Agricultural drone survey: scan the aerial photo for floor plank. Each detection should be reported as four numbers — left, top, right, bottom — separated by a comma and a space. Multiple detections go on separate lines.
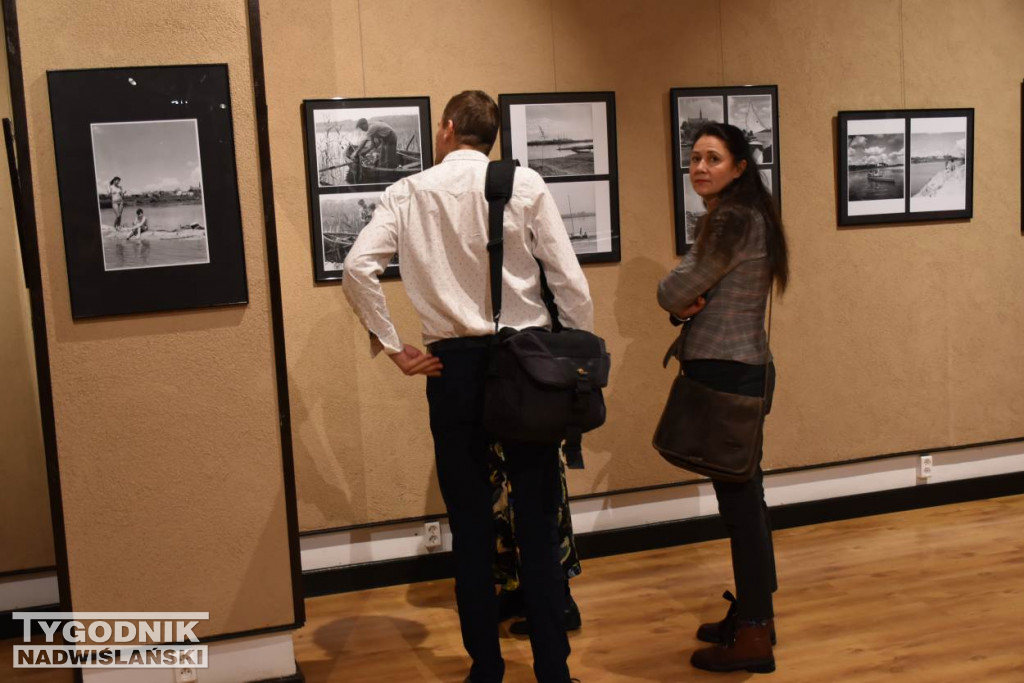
4, 494, 1023, 681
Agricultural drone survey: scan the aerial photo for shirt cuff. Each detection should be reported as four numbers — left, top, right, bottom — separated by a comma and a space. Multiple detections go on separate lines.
369, 332, 402, 358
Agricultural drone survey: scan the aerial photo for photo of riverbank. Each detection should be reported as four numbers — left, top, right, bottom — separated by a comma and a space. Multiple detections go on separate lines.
909, 117, 968, 212
504, 98, 612, 179
90, 119, 210, 271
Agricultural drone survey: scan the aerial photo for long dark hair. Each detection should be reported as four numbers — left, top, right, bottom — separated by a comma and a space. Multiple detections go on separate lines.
692, 122, 789, 293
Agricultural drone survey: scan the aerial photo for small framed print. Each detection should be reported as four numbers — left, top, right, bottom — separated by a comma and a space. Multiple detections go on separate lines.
302, 96, 432, 282
670, 85, 781, 253
837, 108, 974, 226
499, 92, 621, 264
47, 64, 248, 319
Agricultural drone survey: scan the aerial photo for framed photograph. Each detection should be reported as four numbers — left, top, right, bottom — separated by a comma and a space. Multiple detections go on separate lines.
47, 64, 247, 319
837, 108, 974, 226
499, 92, 620, 264
670, 85, 781, 253
302, 97, 431, 282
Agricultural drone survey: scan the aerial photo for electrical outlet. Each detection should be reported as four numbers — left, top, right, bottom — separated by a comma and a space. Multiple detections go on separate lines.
175, 667, 198, 683
424, 521, 442, 549
918, 454, 933, 479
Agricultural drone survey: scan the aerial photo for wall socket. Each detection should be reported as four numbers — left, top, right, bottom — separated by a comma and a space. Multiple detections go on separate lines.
175, 668, 198, 683
424, 521, 442, 549
918, 454, 933, 479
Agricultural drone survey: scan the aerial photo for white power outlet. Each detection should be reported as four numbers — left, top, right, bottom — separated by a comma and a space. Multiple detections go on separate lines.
424, 521, 442, 549
918, 454, 933, 479
175, 667, 198, 683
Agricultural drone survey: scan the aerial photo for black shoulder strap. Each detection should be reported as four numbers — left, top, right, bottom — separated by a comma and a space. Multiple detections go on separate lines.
484, 160, 517, 332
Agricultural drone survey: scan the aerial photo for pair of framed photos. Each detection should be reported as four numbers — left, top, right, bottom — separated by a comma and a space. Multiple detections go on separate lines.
837, 109, 975, 226
302, 97, 432, 282
499, 92, 621, 264
48, 64, 248, 319
670, 85, 781, 253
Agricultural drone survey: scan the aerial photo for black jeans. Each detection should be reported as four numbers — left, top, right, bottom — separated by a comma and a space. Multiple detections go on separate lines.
426, 342, 571, 683
684, 359, 778, 621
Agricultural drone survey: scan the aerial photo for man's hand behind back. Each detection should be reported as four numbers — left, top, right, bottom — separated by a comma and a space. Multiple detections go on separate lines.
388, 344, 443, 377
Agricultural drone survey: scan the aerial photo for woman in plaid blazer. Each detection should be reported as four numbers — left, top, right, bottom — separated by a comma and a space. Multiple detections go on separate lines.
657, 122, 790, 675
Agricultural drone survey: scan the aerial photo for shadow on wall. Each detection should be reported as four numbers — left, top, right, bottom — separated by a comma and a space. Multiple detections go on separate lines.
290, 308, 368, 531
583, 256, 690, 493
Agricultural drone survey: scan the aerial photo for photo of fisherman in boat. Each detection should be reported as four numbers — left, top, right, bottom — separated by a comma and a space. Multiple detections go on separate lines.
846, 133, 905, 202
727, 94, 774, 164
318, 192, 398, 275
677, 96, 725, 168
91, 119, 210, 272
522, 102, 599, 177
909, 117, 968, 213
546, 180, 612, 257
313, 106, 422, 188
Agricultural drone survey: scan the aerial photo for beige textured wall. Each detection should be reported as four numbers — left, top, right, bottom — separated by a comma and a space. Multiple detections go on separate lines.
264, 0, 1024, 531
19, 0, 294, 635
0, 4, 53, 574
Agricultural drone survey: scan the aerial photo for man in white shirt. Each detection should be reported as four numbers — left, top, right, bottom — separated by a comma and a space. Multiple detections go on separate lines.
343, 91, 592, 683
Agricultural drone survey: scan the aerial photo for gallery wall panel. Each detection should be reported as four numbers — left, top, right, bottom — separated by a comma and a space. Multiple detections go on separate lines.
266, 0, 1024, 531
17, 0, 295, 635
900, 0, 1024, 443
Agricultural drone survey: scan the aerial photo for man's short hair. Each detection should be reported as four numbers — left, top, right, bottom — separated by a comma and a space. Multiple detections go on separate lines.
356, 118, 368, 130
441, 90, 499, 153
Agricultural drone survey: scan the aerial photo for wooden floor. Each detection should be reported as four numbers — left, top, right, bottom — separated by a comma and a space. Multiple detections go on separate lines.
4, 495, 1024, 681
294, 494, 1024, 682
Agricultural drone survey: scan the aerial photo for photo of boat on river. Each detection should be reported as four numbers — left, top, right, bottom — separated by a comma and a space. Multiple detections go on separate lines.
523, 102, 597, 177
547, 180, 614, 261
317, 192, 398, 278
846, 132, 905, 202
728, 94, 774, 164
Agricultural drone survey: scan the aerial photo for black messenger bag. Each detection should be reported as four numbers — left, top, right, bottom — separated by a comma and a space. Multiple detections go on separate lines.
481, 160, 610, 466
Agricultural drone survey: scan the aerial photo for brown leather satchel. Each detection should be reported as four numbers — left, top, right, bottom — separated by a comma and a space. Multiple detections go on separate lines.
652, 297, 773, 483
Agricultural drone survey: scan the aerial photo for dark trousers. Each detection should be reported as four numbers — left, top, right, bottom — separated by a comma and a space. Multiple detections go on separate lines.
426, 343, 570, 683
684, 359, 778, 621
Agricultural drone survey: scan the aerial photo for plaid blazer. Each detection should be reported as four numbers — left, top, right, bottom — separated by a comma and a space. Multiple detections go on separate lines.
657, 205, 771, 364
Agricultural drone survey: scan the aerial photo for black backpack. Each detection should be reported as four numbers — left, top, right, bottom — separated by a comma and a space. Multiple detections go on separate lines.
481, 160, 610, 466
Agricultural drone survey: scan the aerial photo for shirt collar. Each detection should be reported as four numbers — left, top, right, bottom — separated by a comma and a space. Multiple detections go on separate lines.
441, 149, 490, 163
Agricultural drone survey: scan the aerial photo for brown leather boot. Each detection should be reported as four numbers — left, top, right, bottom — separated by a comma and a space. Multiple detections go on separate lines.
696, 591, 777, 645
690, 620, 775, 673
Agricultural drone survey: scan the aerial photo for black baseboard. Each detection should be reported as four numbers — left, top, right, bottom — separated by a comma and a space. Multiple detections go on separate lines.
301, 471, 1024, 596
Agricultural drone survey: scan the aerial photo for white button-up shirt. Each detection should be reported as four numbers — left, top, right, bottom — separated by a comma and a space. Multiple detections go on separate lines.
342, 149, 594, 355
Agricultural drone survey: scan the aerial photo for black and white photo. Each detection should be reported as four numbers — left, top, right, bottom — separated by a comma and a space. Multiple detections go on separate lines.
303, 96, 432, 281
670, 85, 782, 253
677, 96, 725, 168
837, 109, 973, 226
503, 94, 613, 180
48, 64, 248, 319
91, 119, 209, 271
312, 105, 424, 187
681, 173, 705, 245
909, 116, 968, 213
728, 94, 774, 164
318, 192, 398, 277
500, 92, 620, 263
546, 180, 615, 260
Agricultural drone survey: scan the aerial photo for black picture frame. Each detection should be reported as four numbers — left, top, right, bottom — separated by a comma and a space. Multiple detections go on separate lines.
670, 85, 781, 254
498, 92, 621, 264
302, 96, 432, 282
837, 108, 974, 227
47, 64, 248, 319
